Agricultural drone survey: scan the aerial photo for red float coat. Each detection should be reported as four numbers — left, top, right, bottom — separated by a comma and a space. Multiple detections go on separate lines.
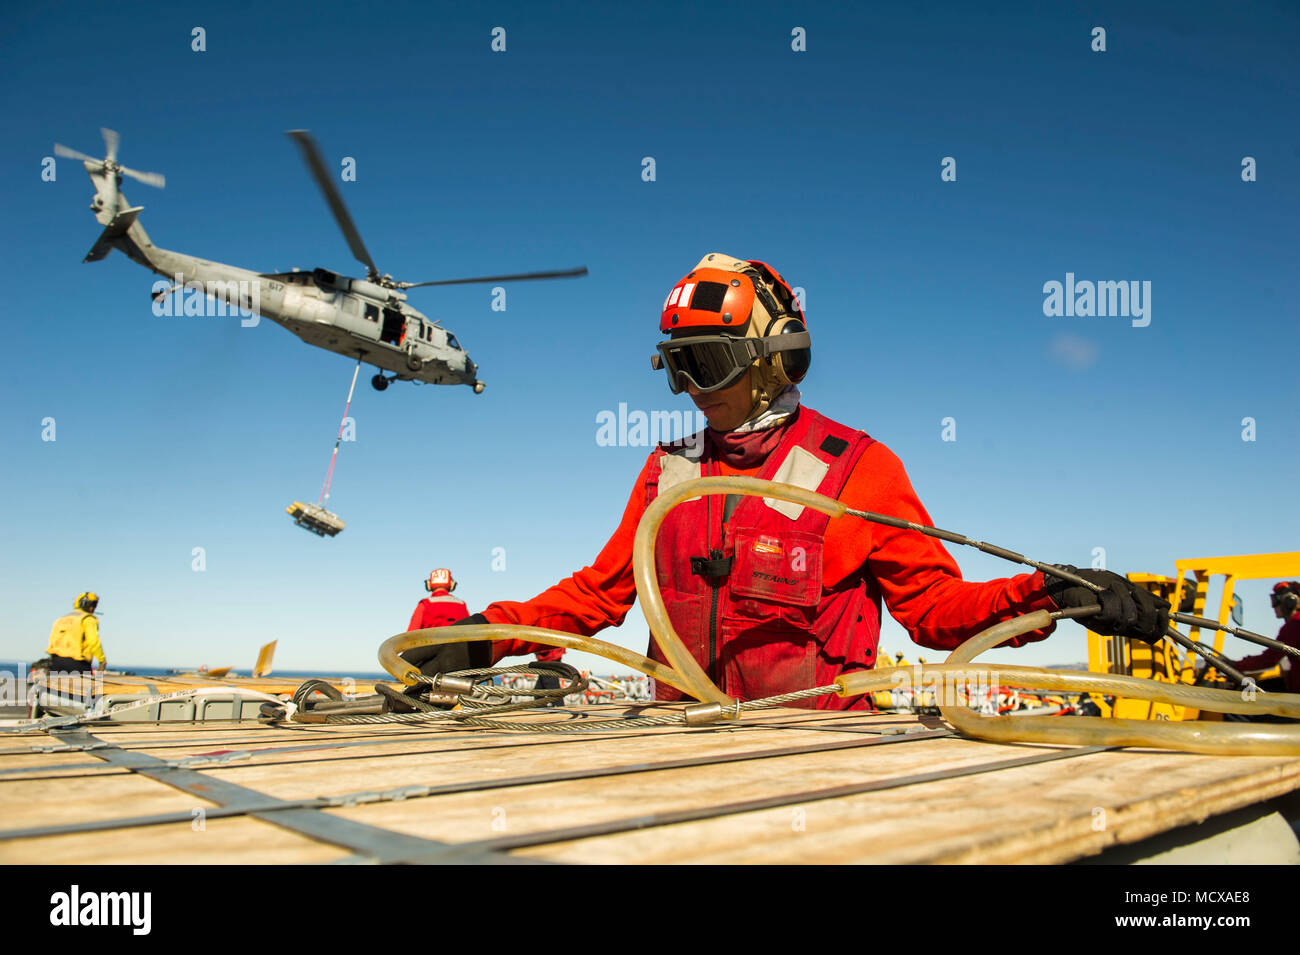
1236, 614, 1300, 692
482, 405, 1057, 706
408, 588, 470, 631
413, 588, 566, 664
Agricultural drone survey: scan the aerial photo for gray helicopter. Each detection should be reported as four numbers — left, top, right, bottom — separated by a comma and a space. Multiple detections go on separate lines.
60, 128, 587, 392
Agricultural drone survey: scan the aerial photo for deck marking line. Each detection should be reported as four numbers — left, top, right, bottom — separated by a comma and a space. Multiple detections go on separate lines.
32, 728, 526, 864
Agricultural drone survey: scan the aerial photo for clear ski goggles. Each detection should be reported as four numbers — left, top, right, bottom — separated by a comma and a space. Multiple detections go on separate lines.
651, 331, 811, 394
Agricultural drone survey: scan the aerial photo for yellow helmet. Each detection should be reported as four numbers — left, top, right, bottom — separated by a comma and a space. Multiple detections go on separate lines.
75, 592, 99, 613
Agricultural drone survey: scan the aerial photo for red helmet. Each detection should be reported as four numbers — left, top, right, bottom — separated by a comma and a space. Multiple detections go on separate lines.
1270, 581, 1300, 614
425, 568, 457, 592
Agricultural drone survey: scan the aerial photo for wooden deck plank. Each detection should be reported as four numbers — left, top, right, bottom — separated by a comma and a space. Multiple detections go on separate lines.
4, 706, 1298, 864
0, 773, 219, 833
500, 749, 1300, 864
203, 719, 911, 801
0, 816, 349, 864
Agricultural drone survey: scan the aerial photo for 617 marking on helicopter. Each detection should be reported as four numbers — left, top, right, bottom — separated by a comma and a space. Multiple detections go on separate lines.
61, 127, 588, 393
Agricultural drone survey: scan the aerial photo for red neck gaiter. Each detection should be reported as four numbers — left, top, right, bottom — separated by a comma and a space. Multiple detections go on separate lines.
705, 408, 800, 470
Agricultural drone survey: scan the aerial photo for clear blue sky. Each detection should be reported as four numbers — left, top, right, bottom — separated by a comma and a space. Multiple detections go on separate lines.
1, 0, 1295, 676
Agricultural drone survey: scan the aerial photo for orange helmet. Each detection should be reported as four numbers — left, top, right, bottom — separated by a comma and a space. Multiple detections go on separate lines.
425, 568, 457, 592
659, 258, 804, 334
653, 253, 810, 398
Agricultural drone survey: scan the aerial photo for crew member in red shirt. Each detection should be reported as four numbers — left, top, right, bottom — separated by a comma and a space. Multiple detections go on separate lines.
408, 568, 469, 632
1233, 582, 1300, 693
421, 254, 1167, 707
406, 568, 565, 677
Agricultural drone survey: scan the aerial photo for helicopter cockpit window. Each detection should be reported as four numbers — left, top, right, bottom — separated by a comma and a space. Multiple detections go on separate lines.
447, 334, 461, 350
364, 304, 379, 323
341, 295, 360, 317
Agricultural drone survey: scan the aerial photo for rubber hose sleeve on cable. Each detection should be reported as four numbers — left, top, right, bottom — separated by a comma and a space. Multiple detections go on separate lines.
379, 624, 687, 691
378, 475, 1300, 752
938, 611, 1300, 756
634, 477, 845, 708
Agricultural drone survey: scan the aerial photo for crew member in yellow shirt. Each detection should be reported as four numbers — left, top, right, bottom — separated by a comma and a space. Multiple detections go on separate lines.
46, 592, 107, 674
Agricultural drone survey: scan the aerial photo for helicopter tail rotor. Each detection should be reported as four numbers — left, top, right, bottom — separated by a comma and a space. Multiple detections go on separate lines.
55, 128, 166, 221
54, 143, 99, 163
101, 126, 119, 162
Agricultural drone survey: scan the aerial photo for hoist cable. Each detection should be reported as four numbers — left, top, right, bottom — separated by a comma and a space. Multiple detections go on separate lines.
318, 358, 361, 507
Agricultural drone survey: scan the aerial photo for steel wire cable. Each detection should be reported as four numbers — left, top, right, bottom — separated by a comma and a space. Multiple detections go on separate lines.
366, 477, 1300, 750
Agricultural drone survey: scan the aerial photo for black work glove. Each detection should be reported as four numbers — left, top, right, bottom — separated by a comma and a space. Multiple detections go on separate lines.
402, 613, 493, 676
1044, 566, 1170, 644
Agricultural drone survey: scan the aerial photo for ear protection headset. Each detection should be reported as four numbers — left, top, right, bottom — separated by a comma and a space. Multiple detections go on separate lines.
1272, 582, 1300, 615
425, 569, 457, 593
741, 260, 810, 389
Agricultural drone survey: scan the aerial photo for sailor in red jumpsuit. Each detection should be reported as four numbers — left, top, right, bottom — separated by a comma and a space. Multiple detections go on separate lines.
434, 254, 1168, 706
406, 568, 564, 676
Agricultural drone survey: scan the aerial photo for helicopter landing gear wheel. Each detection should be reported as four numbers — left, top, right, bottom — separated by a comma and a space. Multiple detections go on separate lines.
371, 374, 389, 392
473, 381, 485, 395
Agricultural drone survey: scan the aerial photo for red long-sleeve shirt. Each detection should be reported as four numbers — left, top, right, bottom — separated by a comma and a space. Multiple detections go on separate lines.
483, 438, 1057, 663
408, 589, 470, 632
1237, 615, 1300, 692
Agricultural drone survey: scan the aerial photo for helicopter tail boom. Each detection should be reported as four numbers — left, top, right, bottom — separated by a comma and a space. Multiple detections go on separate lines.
82, 205, 143, 263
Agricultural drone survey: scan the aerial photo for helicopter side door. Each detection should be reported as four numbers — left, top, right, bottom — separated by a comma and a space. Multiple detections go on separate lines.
380, 307, 404, 346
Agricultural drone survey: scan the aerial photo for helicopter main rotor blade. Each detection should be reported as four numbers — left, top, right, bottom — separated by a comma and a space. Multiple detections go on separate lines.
285, 130, 380, 281
397, 266, 589, 289
101, 127, 119, 162
54, 143, 100, 163
120, 166, 166, 188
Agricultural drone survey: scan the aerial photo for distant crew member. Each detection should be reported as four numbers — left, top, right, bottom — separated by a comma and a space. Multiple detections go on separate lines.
46, 592, 107, 674
1233, 581, 1300, 694
404, 568, 565, 682
408, 569, 470, 633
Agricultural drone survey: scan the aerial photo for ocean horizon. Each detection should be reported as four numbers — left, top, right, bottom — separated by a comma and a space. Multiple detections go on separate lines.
1, 660, 396, 682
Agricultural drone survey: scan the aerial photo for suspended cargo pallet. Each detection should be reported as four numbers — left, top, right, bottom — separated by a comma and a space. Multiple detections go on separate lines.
286, 500, 345, 537
285, 360, 360, 538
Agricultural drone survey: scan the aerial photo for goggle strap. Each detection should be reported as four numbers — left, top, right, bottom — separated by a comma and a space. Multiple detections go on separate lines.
755, 330, 811, 357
